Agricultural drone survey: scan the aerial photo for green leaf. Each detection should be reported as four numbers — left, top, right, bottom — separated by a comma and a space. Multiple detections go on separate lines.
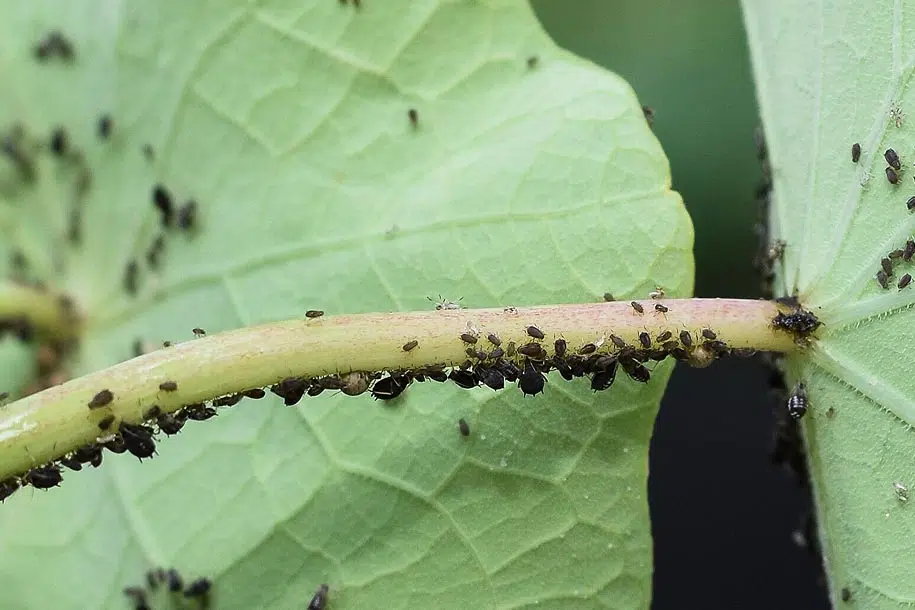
743, 1, 915, 606
0, 1, 692, 608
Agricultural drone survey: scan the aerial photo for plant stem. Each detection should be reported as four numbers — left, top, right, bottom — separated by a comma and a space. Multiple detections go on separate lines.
0, 298, 796, 481
0, 280, 80, 341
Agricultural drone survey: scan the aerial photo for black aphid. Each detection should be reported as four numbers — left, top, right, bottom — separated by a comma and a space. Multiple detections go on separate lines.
499, 361, 521, 382
192, 327, 206, 337
183, 404, 218, 421
460, 332, 478, 344
877, 269, 889, 288
851, 142, 861, 163
518, 359, 546, 396
787, 383, 808, 420
124, 259, 138, 295
481, 367, 505, 391
152, 185, 174, 227
887, 167, 899, 184
305, 310, 324, 318
465, 347, 478, 358
908, 196, 915, 211
120, 422, 156, 460
167, 569, 183, 592
25, 465, 62, 489
102, 435, 127, 454
881, 257, 893, 275
458, 419, 470, 437
34, 31, 74, 61
485, 333, 502, 346
147, 568, 166, 589
59, 455, 82, 472
638, 332, 651, 349
701, 329, 716, 340
841, 587, 851, 602
554, 338, 567, 358
243, 388, 266, 399
449, 369, 478, 389
620, 357, 650, 383
177, 200, 197, 230
905, 239, 915, 262
316, 375, 346, 391
603, 292, 615, 302
270, 377, 310, 406
157, 413, 185, 435
98, 414, 115, 430
73, 444, 103, 466
213, 394, 243, 407
50, 127, 68, 156
402, 340, 418, 352
88, 389, 114, 409
146, 234, 165, 269
0, 478, 20, 502
890, 248, 905, 259
408, 108, 419, 127
123, 586, 147, 610
899, 273, 912, 290
653, 303, 668, 314
425, 368, 448, 383
307, 385, 324, 397
490, 346, 505, 360
578, 342, 597, 355
184, 577, 211, 599
656, 330, 673, 343
309, 584, 330, 610
630, 301, 644, 314
158, 381, 178, 392
886, 148, 901, 170
554, 358, 573, 380
97, 114, 112, 140
371, 374, 410, 400
590, 360, 618, 391
662, 340, 680, 352
527, 55, 539, 69
526, 325, 544, 340
518, 342, 547, 360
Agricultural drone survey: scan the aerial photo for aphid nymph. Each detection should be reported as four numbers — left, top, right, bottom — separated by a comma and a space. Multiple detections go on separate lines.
786, 382, 808, 420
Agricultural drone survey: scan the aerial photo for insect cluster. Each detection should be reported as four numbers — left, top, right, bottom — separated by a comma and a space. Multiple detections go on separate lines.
123, 567, 212, 609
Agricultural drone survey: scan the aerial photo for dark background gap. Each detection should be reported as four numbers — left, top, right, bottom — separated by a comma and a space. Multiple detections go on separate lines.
530, 2, 829, 608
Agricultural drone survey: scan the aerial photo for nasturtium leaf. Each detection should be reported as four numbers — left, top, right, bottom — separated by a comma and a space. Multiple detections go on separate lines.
0, 1, 692, 608
744, 1, 915, 607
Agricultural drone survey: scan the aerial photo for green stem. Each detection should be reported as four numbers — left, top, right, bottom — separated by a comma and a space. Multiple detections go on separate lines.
0, 298, 796, 481
0, 280, 80, 341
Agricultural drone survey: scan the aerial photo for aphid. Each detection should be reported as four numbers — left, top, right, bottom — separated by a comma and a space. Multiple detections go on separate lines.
907, 196, 915, 211
893, 481, 908, 502
120, 422, 156, 460
100, 434, 127, 454
620, 357, 650, 383
316, 375, 346, 391
152, 185, 174, 227
25, 465, 63, 489
424, 367, 448, 383
460, 332, 478, 344
518, 359, 546, 396
183, 404, 218, 421
877, 269, 889, 288
526, 325, 544, 340
638, 332, 651, 348
841, 587, 851, 602
654, 303, 669, 313
881, 257, 893, 275
34, 31, 74, 61
889, 102, 905, 128
662, 340, 680, 352
607, 334, 625, 349
177, 199, 197, 230
786, 383, 808, 420
270, 377, 309, 406
305, 310, 325, 319
213, 394, 243, 407
98, 114, 113, 140
578, 342, 597, 355
429, 295, 463, 310
98, 414, 115, 430
156, 413, 185, 435
590, 360, 618, 391
851, 142, 861, 163
309, 584, 330, 610
904, 239, 915, 261
518, 342, 546, 359
59, 455, 83, 472
123, 586, 148, 610
554, 338, 567, 358
243, 388, 266, 399
886, 148, 902, 170
158, 381, 178, 392
167, 569, 184, 592
642, 105, 655, 126
465, 347, 478, 358
490, 346, 505, 360
449, 369, 478, 389
146, 234, 165, 269
487, 333, 502, 346
899, 273, 912, 290
630, 301, 644, 314
458, 419, 470, 437
653, 331, 671, 343
371, 374, 410, 400
503, 306, 517, 314
498, 361, 521, 382
603, 292, 615, 302
526, 55, 539, 69
162, 340, 172, 347
481, 368, 505, 391
506, 341, 516, 356
73, 444, 103, 465
88, 389, 114, 409
339, 371, 371, 396
307, 385, 325, 397
399, 339, 420, 353
192, 327, 206, 337
701, 328, 717, 340
184, 577, 212, 599
887, 167, 899, 184
0, 478, 20, 502
408, 108, 419, 127
124, 259, 139, 295
50, 127, 68, 156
